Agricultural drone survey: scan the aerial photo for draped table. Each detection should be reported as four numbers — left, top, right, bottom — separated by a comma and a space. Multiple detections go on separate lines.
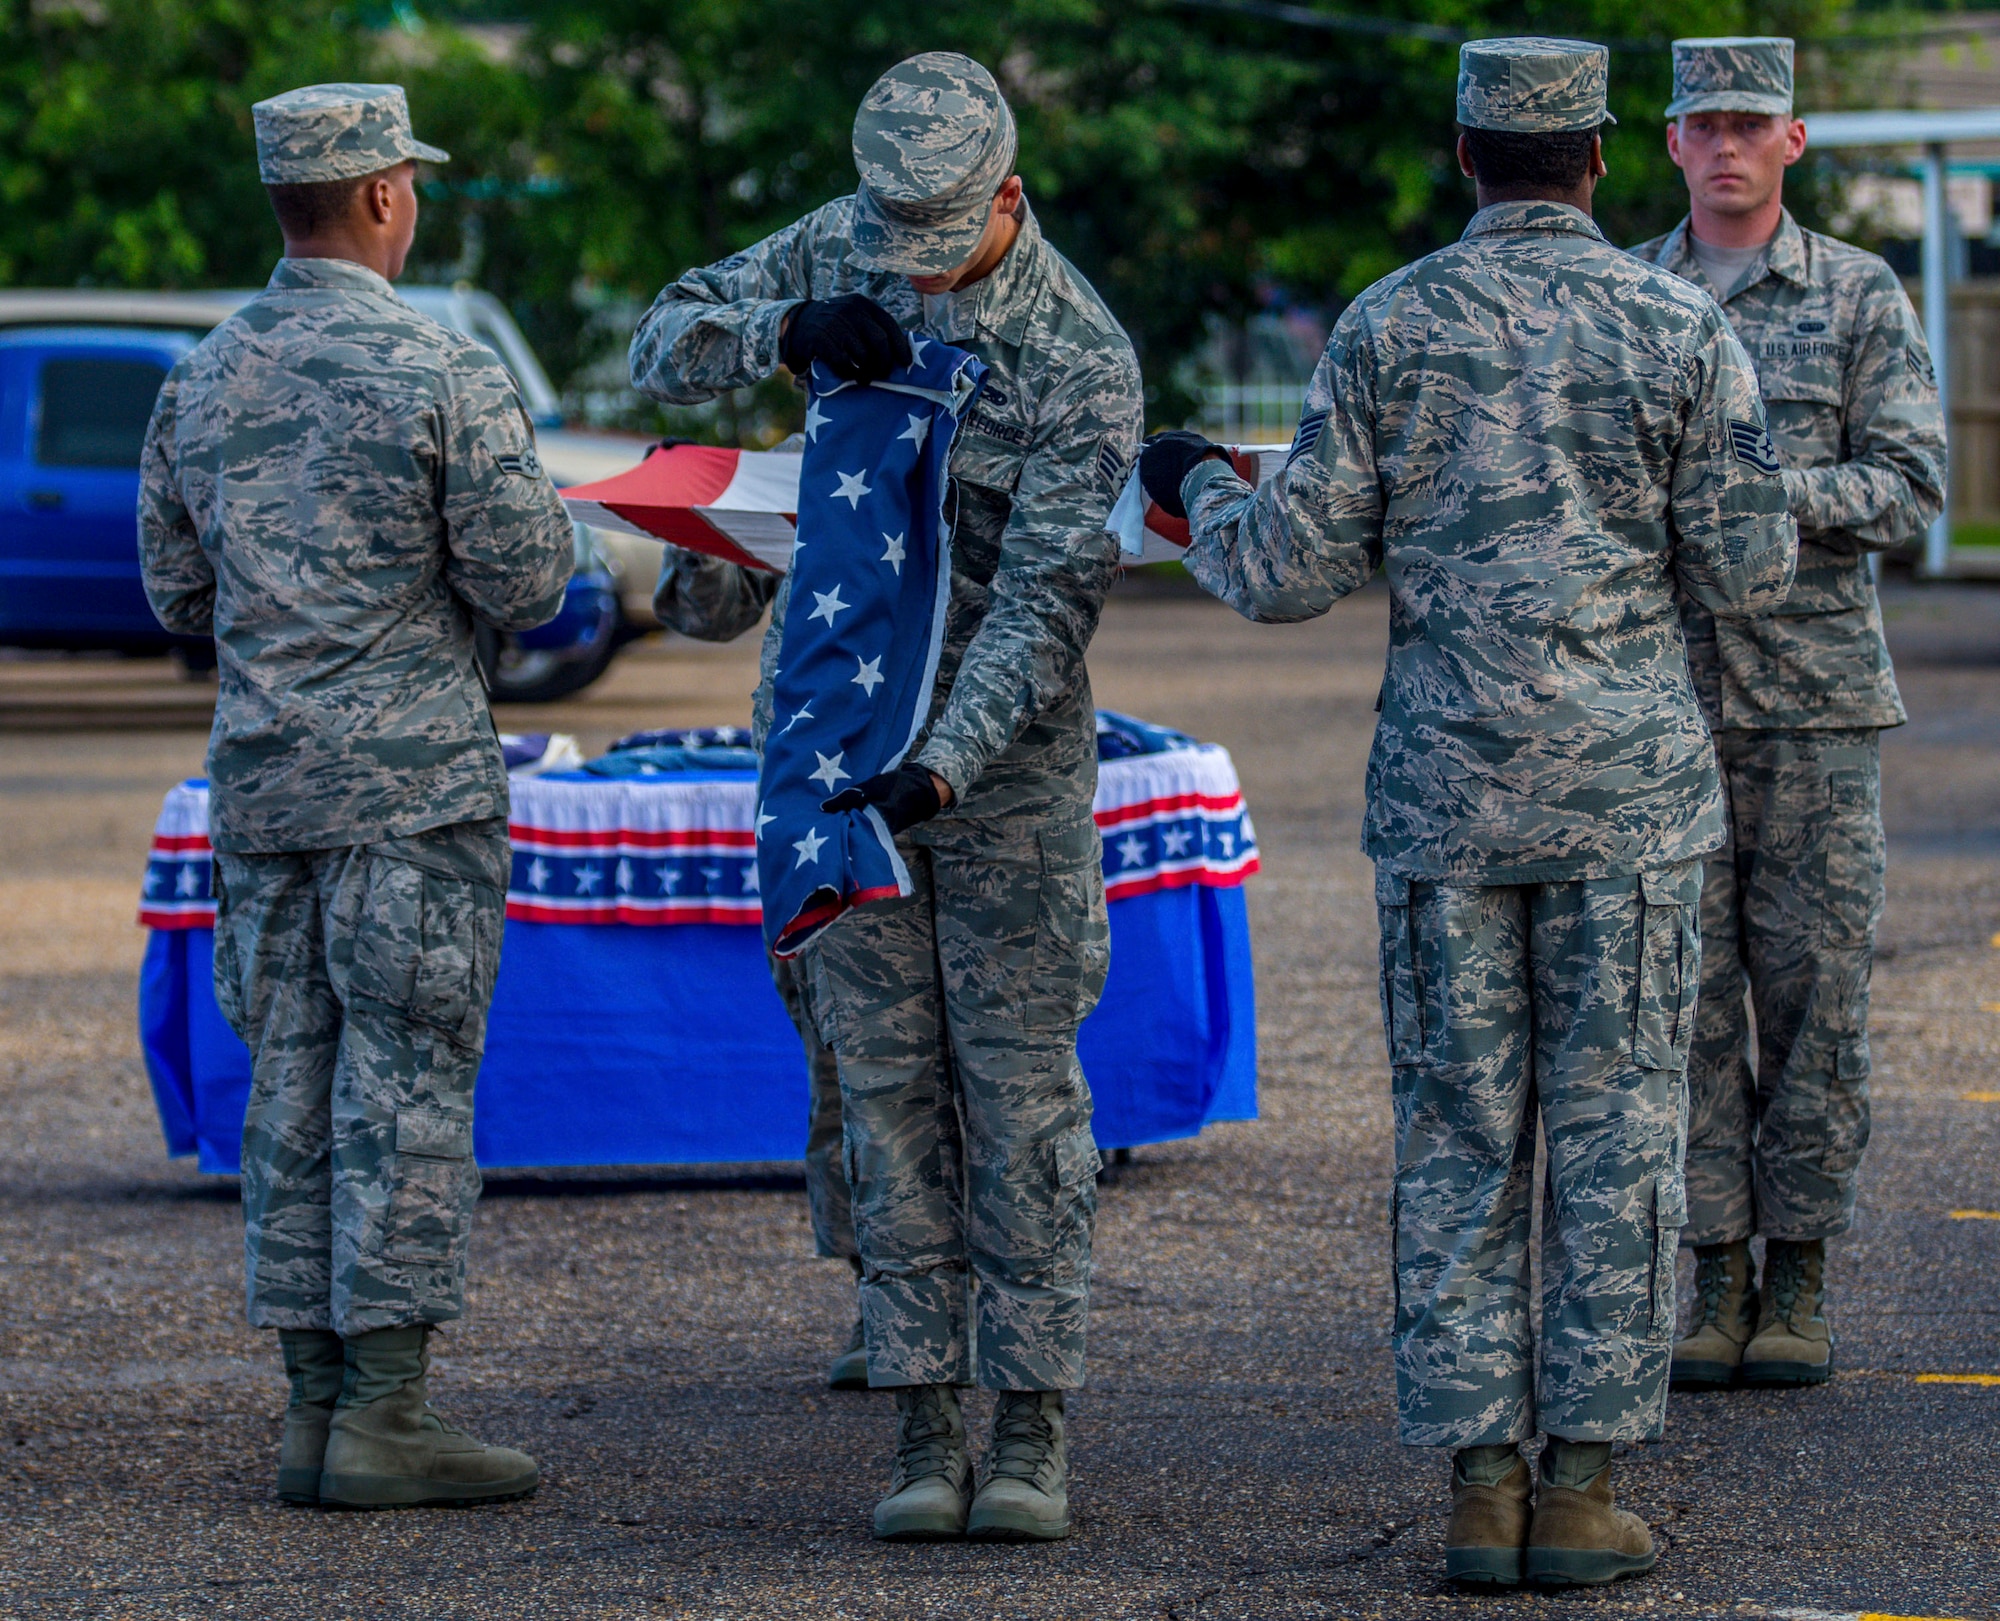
137, 743, 1259, 1173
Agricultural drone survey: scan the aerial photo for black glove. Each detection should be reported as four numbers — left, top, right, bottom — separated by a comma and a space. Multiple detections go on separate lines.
1139, 429, 1225, 520
822, 761, 946, 834
779, 294, 913, 385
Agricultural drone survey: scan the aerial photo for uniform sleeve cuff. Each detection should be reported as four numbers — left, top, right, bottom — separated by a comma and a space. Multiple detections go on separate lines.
1182, 453, 1243, 511
913, 744, 973, 804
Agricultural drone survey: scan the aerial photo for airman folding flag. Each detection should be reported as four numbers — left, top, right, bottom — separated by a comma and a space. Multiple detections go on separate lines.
755, 339, 986, 957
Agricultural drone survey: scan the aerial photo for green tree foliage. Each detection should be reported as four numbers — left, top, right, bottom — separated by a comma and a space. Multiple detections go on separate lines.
0, 0, 1889, 432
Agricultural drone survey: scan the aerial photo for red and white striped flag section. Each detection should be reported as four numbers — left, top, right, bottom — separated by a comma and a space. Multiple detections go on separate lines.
563, 441, 1292, 574
561, 443, 802, 573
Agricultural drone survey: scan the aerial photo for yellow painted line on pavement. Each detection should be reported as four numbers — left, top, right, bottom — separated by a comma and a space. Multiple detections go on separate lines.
1861, 1615, 1972, 1621
1990, 929, 2000, 947
1963, 1090, 2000, 1101
1949, 1209, 2000, 1220
1915, 1372, 2000, 1386
1981, 1001, 2000, 1013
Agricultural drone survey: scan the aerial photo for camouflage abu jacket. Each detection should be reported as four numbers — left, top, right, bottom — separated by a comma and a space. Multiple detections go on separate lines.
139, 256, 574, 853
1183, 201, 1798, 884
1632, 211, 1945, 731
631, 198, 1143, 821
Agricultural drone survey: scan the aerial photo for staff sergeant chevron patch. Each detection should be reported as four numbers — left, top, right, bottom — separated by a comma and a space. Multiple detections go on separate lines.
1728, 417, 1782, 474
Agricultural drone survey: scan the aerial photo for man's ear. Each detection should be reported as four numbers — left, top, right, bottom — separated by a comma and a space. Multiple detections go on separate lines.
1782, 116, 1808, 167
1591, 133, 1607, 180
1456, 133, 1476, 180
364, 173, 395, 226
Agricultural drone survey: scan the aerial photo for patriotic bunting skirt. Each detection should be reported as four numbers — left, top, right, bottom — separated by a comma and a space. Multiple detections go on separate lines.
138, 748, 1259, 1172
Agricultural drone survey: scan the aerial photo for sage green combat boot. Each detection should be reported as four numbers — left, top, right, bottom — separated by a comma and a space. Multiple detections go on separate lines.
1445, 1444, 1532, 1588
873, 1384, 972, 1540
319, 1325, 539, 1508
277, 1328, 344, 1504
1741, 1238, 1834, 1386
1671, 1240, 1757, 1390
967, 1390, 1070, 1542
1525, 1440, 1656, 1589
828, 1317, 869, 1391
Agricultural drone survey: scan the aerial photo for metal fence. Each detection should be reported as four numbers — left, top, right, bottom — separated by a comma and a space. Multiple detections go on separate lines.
1194, 381, 1309, 445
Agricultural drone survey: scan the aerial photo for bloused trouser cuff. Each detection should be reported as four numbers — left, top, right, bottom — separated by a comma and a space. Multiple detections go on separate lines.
1684, 730, 1881, 1244
213, 819, 510, 1337
800, 812, 1108, 1391
1377, 865, 1698, 1449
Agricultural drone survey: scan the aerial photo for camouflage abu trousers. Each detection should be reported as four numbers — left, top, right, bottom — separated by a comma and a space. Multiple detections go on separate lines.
1377, 863, 1700, 1448
797, 810, 1108, 1391
211, 819, 509, 1336
770, 952, 856, 1261
1686, 729, 1882, 1245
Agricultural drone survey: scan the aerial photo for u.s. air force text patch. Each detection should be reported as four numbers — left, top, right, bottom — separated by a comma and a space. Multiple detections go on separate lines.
1728, 418, 1781, 474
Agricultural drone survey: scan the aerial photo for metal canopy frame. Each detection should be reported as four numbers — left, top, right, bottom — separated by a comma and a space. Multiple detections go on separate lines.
1802, 108, 2000, 574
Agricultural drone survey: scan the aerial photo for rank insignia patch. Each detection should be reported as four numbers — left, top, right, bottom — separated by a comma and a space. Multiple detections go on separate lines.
1728, 418, 1782, 474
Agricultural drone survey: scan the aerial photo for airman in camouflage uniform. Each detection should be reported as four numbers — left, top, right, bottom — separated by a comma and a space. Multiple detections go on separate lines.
633, 53, 1141, 1543
139, 83, 571, 1508
1153, 38, 1796, 1588
1632, 38, 1946, 1391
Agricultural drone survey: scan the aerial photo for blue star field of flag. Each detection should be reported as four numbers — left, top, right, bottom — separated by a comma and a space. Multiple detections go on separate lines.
753, 339, 987, 957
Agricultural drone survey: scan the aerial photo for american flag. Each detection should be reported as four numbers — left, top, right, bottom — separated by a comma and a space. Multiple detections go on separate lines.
754, 340, 986, 956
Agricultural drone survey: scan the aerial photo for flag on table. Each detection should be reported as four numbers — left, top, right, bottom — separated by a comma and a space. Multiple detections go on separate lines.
755, 339, 985, 957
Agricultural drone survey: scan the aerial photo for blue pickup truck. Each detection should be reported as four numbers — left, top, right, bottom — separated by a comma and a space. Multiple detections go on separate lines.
0, 288, 655, 702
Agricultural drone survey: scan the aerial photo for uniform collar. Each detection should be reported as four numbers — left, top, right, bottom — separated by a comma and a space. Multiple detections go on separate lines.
1460, 200, 1608, 244
921, 200, 1046, 348
268, 255, 402, 298
1655, 208, 1810, 296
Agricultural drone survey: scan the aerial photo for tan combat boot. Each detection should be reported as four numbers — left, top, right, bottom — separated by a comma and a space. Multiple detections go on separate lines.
1671, 1240, 1757, 1390
1445, 1444, 1532, 1588
1525, 1440, 1656, 1589
968, 1390, 1070, 1542
319, 1325, 539, 1508
276, 1328, 344, 1504
873, 1384, 972, 1539
1741, 1238, 1834, 1386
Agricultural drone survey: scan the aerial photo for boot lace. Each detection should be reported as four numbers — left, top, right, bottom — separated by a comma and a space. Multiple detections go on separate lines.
1693, 1250, 1734, 1328
1767, 1244, 1806, 1326
895, 1390, 961, 1484
987, 1396, 1056, 1485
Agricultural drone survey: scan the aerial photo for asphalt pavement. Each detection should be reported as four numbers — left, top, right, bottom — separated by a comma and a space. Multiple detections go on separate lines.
0, 577, 1994, 1619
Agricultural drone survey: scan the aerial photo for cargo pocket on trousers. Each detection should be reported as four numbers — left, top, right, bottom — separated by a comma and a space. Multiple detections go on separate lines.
1375, 869, 1421, 1065
382, 1107, 477, 1267
1821, 769, 1884, 950
1650, 1174, 1687, 1338
1634, 868, 1699, 1071
1823, 1021, 1873, 1176
348, 855, 503, 1051
1049, 1129, 1101, 1287
1024, 821, 1111, 1030
208, 860, 246, 1038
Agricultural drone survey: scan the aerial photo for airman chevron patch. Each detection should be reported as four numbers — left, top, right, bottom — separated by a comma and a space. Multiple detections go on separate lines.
1728, 418, 1781, 474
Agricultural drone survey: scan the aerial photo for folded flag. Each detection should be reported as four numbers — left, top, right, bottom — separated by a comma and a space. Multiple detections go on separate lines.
755, 339, 985, 957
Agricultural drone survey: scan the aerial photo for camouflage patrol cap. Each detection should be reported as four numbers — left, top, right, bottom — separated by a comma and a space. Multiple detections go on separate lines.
1665, 37, 1794, 119
849, 52, 1018, 276
1457, 37, 1617, 133
253, 83, 449, 185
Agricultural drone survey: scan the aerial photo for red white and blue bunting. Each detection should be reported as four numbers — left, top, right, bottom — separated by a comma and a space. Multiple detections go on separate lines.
139, 745, 1257, 931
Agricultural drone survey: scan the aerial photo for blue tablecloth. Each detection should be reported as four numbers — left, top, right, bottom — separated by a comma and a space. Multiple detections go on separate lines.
138, 747, 1259, 1173
140, 884, 1255, 1173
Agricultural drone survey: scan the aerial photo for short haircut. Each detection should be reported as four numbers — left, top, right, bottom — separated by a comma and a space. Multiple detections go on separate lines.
264, 174, 373, 238
1460, 126, 1599, 191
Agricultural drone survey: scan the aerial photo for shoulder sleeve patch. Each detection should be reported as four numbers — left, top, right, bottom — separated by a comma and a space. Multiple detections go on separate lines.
1727, 419, 1782, 475
1095, 437, 1127, 490
496, 447, 545, 480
